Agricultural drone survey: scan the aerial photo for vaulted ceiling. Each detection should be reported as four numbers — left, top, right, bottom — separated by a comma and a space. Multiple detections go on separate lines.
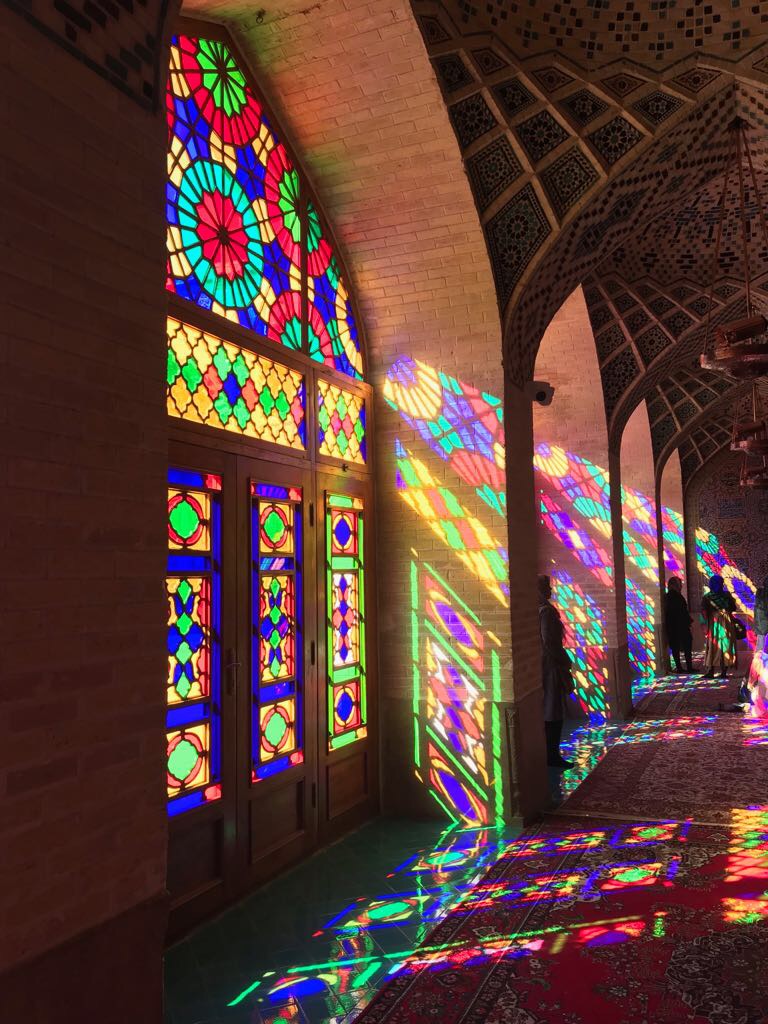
414, 0, 768, 478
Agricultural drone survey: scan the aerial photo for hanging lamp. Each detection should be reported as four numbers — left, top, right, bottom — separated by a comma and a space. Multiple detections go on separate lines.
740, 453, 768, 488
731, 383, 768, 456
700, 118, 768, 379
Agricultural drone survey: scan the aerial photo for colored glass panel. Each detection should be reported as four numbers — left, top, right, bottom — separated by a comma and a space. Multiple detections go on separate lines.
167, 576, 211, 704
317, 380, 366, 464
168, 487, 210, 550
252, 483, 304, 779
167, 317, 306, 448
166, 469, 222, 816
166, 36, 303, 346
332, 571, 360, 667
307, 200, 363, 378
326, 494, 367, 750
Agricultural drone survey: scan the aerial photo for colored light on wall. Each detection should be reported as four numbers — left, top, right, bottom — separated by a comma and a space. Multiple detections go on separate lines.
252, 483, 304, 781
539, 491, 613, 588
167, 317, 306, 447
696, 526, 757, 622
551, 571, 609, 721
317, 379, 366, 464
625, 577, 656, 677
166, 467, 222, 816
327, 494, 367, 750
385, 357, 506, 515
396, 441, 509, 607
411, 559, 504, 828
166, 35, 362, 380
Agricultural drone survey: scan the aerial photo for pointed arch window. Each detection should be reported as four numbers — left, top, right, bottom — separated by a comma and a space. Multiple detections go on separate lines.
166, 33, 364, 381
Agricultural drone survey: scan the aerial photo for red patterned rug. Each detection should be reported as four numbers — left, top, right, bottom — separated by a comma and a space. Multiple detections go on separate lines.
633, 674, 737, 717
557, 716, 766, 825
358, 813, 768, 1024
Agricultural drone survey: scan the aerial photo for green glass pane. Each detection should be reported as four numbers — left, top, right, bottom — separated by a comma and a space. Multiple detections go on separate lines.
274, 390, 290, 421
263, 510, 286, 544
264, 711, 288, 747
181, 358, 202, 393
168, 738, 200, 782
167, 347, 181, 386
170, 498, 200, 541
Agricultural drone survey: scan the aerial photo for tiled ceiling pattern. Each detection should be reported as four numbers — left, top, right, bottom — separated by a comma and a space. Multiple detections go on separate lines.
675, 381, 768, 486
415, 2, 768, 479
445, 0, 768, 72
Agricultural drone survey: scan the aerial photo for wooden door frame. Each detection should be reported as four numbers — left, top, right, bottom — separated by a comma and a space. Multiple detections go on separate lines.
166, 439, 239, 939
315, 467, 380, 843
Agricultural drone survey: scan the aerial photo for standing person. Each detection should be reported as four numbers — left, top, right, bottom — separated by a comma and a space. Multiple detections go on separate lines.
664, 576, 694, 673
701, 574, 737, 679
537, 575, 574, 770
747, 577, 768, 716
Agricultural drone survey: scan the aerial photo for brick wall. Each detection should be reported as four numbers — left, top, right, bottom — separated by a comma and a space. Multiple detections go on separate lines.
620, 402, 660, 676
688, 448, 768, 613
1, 7, 168, 971
533, 288, 630, 718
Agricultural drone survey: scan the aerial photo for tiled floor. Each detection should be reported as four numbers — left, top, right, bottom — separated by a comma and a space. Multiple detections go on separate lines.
165, 696, 650, 1024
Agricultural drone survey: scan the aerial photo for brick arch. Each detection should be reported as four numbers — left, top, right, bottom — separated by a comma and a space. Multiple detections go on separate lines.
410, 0, 768, 389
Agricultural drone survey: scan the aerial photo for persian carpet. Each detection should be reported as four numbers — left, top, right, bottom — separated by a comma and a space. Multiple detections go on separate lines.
633, 673, 737, 717
357, 813, 768, 1024
556, 716, 767, 825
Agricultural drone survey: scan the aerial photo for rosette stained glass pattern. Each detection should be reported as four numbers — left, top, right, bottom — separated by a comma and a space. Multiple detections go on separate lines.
307, 201, 363, 378
326, 494, 367, 750
167, 318, 306, 448
166, 467, 223, 815
166, 36, 303, 346
317, 380, 366, 464
252, 483, 304, 780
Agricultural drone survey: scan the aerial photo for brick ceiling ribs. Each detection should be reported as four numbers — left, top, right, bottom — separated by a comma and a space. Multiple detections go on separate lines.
414, 1, 768, 478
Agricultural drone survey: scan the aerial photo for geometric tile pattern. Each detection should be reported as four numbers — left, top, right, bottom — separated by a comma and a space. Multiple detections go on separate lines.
588, 117, 645, 165
492, 78, 536, 118
449, 93, 499, 148
633, 91, 684, 126
6, 0, 166, 108
433, 55, 475, 93
540, 148, 600, 219
561, 89, 609, 126
466, 137, 523, 211
485, 184, 551, 306
515, 110, 569, 162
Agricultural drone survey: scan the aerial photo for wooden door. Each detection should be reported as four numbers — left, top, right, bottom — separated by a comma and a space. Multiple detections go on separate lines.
235, 454, 318, 887
166, 447, 377, 933
315, 471, 378, 841
166, 440, 238, 933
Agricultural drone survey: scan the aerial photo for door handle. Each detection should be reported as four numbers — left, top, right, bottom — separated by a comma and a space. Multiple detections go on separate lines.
225, 648, 241, 696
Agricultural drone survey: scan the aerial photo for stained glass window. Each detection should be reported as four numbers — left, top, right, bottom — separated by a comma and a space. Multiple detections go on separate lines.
307, 201, 363, 378
167, 467, 222, 815
166, 34, 364, 382
252, 483, 304, 779
317, 380, 366, 464
326, 494, 367, 750
167, 317, 306, 448
166, 36, 302, 346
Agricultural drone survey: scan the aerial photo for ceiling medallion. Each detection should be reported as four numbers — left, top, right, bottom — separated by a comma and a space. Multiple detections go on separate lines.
700, 118, 768, 380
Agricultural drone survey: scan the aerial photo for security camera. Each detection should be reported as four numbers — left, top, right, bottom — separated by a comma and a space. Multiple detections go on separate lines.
525, 380, 555, 406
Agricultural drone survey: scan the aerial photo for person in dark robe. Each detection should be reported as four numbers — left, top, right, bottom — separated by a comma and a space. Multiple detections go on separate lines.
701, 574, 737, 679
537, 574, 574, 770
747, 577, 768, 715
664, 576, 693, 673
